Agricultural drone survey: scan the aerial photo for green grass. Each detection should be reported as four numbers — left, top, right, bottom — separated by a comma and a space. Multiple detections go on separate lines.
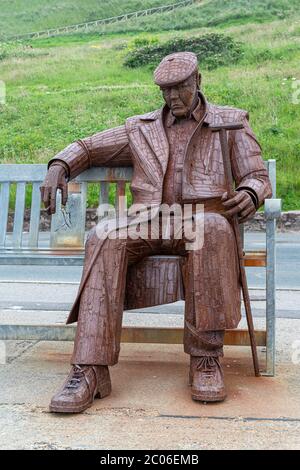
87, 0, 300, 34
0, 1, 299, 209
3, 0, 300, 38
0, 0, 167, 37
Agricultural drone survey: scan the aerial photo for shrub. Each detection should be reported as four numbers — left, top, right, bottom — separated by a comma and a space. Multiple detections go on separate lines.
128, 36, 159, 50
124, 34, 243, 70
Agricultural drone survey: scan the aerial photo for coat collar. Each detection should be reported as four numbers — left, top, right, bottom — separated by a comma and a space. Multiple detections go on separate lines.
139, 91, 214, 126
133, 91, 214, 179
165, 97, 205, 127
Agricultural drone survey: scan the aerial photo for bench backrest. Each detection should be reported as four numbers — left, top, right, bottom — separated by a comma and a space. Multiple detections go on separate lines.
0, 160, 276, 250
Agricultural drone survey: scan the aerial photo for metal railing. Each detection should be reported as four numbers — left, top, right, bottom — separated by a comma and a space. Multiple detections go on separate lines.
5, 0, 196, 42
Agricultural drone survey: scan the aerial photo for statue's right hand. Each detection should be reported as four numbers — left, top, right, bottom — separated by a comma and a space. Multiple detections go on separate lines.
40, 164, 68, 215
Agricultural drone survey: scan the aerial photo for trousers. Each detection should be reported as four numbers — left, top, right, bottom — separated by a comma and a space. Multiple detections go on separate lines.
71, 204, 241, 366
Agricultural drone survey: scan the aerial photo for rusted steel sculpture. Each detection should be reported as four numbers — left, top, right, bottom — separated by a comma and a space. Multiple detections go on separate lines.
41, 52, 272, 413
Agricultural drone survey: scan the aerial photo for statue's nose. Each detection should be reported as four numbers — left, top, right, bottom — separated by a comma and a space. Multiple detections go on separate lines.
170, 87, 179, 99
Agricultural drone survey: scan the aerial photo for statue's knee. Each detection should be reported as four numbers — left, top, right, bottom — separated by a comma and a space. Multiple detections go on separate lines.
85, 226, 126, 251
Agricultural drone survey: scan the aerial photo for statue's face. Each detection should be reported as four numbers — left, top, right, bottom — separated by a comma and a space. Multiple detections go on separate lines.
160, 73, 199, 117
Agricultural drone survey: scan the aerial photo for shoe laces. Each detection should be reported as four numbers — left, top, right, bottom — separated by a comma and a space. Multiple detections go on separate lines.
196, 357, 218, 378
66, 365, 86, 389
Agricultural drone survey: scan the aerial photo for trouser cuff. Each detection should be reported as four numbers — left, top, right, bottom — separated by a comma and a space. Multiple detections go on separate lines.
184, 322, 225, 357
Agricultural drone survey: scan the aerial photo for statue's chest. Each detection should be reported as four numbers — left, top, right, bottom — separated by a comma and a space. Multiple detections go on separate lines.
186, 127, 224, 178
165, 119, 198, 170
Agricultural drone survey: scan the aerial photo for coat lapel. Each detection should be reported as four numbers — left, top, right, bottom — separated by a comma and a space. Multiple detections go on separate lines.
128, 128, 160, 186
139, 114, 169, 177
136, 108, 169, 182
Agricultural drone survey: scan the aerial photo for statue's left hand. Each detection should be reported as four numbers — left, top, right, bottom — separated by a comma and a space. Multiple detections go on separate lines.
40, 164, 68, 215
221, 190, 256, 223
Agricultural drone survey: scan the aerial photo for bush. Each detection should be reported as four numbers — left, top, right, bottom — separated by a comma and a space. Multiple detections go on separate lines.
127, 36, 159, 50
124, 34, 243, 70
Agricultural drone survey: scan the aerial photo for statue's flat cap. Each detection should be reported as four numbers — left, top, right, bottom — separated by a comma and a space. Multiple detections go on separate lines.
154, 52, 198, 87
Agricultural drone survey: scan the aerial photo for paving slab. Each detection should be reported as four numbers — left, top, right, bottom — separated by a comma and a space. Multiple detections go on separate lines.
0, 329, 300, 449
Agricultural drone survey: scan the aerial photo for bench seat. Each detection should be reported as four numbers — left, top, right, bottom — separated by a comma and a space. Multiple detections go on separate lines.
0, 248, 267, 267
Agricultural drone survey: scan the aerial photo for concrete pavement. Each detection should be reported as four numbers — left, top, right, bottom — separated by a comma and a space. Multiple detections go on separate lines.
0, 335, 300, 450
0, 300, 300, 449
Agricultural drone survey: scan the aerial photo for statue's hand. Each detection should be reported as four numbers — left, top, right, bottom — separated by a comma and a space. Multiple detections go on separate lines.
40, 164, 68, 215
221, 190, 256, 223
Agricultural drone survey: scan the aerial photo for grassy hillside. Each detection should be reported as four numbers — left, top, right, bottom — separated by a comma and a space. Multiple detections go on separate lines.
0, 0, 166, 36
2, 0, 300, 37
96, 0, 300, 34
0, 0, 299, 209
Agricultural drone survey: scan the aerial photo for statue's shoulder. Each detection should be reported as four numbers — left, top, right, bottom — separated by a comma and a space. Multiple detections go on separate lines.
125, 109, 161, 131
208, 102, 249, 123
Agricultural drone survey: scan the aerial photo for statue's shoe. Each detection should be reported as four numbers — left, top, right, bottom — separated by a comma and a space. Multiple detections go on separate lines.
49, 364, 111, 413
190, 356, 226, 402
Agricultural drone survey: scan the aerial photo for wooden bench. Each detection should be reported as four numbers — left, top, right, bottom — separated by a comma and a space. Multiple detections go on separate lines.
0, 161, 282, 375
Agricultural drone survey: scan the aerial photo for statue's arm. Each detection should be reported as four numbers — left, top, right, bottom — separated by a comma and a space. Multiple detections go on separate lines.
47, 125, 131, 180
41, 125, 132, 214
229, 112, 273, 209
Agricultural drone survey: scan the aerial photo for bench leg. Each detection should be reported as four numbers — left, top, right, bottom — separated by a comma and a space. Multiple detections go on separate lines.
264, 216, 276, 376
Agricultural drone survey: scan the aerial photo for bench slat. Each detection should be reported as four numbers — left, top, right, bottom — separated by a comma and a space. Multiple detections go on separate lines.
0, 182, 10, 248
244, 251, 266, 267
13, 182, 26, 248
75, 166, 133, 182
116, 181, 126, 213
28, 182, 41, 248
99, 181, 109, 205
0, 164, 47, 182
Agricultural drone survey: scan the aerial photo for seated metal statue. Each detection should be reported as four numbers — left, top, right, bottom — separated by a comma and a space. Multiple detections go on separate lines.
40, 52, 272, 413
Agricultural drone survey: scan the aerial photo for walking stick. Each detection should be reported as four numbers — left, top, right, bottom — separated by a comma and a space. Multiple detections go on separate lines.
210, 123, 260, 377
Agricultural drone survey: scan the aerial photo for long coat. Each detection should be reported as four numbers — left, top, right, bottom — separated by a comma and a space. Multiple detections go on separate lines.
48, 92, 272, 324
